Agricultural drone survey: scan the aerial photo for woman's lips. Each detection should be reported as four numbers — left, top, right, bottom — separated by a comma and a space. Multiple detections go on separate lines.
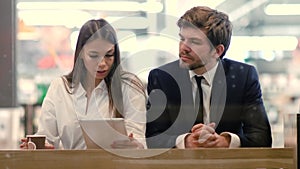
97, 70, 106, 73
96, 70, 107, 76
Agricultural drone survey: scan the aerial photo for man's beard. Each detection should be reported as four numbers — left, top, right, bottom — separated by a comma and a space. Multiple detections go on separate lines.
179, 59, 205, 70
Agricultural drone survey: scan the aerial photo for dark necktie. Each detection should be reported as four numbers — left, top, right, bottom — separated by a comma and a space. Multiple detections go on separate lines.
194, 76, 204, 124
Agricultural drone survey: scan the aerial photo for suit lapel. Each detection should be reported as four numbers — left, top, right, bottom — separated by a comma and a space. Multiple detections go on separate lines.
162, 61, 196, 127
210, 60, 227, 128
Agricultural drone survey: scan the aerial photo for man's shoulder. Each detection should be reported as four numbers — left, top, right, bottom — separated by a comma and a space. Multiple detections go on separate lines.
222, 58, 255, 70
158, 60, 180, 70
148, 60, 185, 81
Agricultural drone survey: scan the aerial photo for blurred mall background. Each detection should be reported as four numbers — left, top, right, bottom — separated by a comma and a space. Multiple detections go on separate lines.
0, 0, 299, 149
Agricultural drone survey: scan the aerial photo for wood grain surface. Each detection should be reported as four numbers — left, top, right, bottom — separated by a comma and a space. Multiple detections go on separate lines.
0, 148, 296, 169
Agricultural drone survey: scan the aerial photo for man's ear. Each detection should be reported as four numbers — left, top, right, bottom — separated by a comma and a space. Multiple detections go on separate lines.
215, 44, 225, 58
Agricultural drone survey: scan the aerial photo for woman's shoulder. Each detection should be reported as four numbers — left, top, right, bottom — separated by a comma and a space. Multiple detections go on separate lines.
47, 76, 69, 92
120, 72, 145, 93
42, 76, 68, 101
49, 76, 65, 86
121, 72, 144, 86
120, 71, 138, 78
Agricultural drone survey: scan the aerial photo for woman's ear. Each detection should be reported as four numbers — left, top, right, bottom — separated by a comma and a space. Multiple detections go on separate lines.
79, 48, 85, 58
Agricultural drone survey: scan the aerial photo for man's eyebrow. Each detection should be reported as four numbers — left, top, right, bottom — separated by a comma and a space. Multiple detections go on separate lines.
178, 34, 202, 41
190, 37, 202, 41
179, 32, 201, 38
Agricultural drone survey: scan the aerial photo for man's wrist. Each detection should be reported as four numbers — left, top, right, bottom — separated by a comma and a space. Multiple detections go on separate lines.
220, 132, 241, 148
220, 132, 231, 147
184, 133, 191, 148
176, 133, 189, 149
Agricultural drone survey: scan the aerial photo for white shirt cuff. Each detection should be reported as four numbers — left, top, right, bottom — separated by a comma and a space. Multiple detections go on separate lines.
221, 132, 241, 148
175, 133, 189, 149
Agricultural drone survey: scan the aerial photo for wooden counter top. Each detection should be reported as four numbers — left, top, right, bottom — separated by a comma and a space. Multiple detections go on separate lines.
0, 148, 296, 169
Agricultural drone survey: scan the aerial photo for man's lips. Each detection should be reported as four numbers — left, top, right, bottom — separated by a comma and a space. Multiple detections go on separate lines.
180, 55, 192, 62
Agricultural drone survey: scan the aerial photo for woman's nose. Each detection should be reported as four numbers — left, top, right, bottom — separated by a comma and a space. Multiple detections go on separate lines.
97, 57, 106, 67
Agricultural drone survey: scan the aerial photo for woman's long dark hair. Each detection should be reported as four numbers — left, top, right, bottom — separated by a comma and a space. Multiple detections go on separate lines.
63, 18, 145, 117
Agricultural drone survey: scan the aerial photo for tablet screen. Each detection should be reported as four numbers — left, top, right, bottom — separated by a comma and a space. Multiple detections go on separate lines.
79, 118, 128, 149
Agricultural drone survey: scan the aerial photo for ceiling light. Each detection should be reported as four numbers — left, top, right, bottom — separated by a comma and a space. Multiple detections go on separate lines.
18, 10, 93, 28
230, 36, 298, 51
17, 1, 163, 13
265, 4, 300, 15
229, 0, 268, 21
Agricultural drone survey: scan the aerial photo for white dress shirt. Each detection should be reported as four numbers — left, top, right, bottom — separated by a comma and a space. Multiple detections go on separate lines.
176, 62, 241, 148
36, 77, 147, 149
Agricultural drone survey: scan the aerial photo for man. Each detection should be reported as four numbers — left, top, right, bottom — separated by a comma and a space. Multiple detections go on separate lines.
146, 6, 272, 148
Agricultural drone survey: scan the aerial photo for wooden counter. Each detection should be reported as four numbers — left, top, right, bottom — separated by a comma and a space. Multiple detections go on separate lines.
0, 148, 296, 169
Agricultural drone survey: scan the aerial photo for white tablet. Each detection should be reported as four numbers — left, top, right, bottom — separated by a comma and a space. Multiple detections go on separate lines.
79, 118, 128, 149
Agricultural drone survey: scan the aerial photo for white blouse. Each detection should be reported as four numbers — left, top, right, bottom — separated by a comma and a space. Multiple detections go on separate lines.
36, 77, 147, 149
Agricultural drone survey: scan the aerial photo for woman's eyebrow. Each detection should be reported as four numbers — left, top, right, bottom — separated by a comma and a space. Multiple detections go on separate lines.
106, 48, 114, 53
88, 50, 98, 54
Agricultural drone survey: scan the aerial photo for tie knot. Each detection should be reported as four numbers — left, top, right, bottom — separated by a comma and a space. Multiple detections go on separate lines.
194, 75, 204, 84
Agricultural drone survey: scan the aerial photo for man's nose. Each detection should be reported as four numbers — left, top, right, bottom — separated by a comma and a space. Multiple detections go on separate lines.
180, 41, 192, 52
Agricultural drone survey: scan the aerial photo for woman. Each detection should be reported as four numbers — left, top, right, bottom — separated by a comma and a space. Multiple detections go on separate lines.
20, 19, 147, 149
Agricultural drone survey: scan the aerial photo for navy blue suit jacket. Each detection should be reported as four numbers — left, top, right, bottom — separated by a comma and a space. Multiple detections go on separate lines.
146, 58, 272, 148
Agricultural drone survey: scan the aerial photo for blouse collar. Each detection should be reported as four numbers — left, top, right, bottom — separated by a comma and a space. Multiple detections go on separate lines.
75, 80, 107, 98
